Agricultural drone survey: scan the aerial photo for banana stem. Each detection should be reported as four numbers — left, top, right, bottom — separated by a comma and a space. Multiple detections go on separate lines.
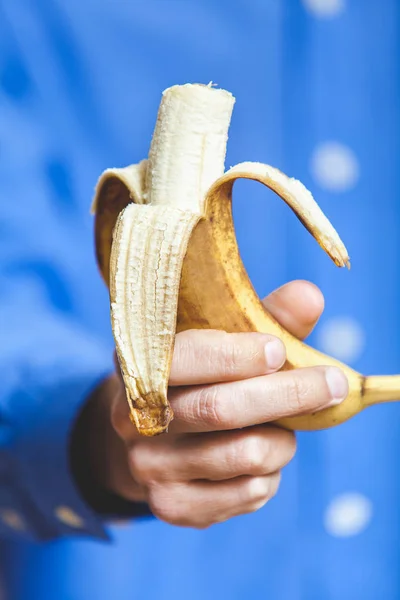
362, 375, 400, 406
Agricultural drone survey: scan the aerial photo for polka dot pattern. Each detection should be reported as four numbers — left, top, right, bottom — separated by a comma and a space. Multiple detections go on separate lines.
310, 142, 359, 192
302, 0, 345, 18
317, 316, 365, 363
324, 493, 373, 537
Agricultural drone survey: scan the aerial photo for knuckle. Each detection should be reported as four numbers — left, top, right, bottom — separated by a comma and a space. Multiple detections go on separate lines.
239, 434, 266, 475
219, 334, 270, 377
129, 445, 154, 484
148, 485, 182, 525
192, 385, 226, 428
149, 485, 212, 529
219, 339, 251, 377
284, 374, 315, 413
244, 476, 271, 504
266, 429, 297, 470
247, 493, 272, 514
245, 473, 281, 513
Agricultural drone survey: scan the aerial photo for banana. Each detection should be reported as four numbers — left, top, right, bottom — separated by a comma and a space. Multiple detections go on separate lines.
109, 204, 200, 435
93, 82, 400, 436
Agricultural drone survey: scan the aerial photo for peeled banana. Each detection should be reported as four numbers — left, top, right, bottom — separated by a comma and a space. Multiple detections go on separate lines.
92, 82, 400, 436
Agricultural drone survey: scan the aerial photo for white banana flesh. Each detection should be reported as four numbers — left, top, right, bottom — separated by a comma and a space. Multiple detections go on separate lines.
146, 83, 235, 210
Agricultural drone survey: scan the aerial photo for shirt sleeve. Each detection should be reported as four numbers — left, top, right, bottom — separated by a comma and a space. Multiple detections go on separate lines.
0, 293, 152, 542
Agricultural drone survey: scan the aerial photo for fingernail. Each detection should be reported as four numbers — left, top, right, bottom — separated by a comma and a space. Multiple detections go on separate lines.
264, 340, 286, 370
325, 367, 348, 406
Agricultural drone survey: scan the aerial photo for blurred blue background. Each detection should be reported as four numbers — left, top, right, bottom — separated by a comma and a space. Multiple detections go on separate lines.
1, 0, 400, 598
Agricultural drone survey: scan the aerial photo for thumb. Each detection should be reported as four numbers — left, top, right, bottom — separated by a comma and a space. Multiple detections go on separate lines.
262, 280, 325, 340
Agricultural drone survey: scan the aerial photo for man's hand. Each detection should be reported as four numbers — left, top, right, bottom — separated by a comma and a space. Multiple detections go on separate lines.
79, 280, 348, 528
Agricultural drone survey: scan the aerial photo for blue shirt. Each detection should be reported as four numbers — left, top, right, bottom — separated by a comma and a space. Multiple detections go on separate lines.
1, 0, 400, 598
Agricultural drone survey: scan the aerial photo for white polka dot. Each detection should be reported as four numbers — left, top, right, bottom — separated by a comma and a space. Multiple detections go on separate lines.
324, 493, 372, 537
0, 509, 26, 531
55, 506, 84, 528
310, 142, 359, 191
317, 316, 365, 362
302, 0, 345, 18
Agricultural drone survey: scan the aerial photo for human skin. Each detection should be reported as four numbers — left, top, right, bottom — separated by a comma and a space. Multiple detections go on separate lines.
80, 280, 348, 528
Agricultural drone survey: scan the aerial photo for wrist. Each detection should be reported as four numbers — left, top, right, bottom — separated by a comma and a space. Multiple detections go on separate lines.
69, 373, 151, 519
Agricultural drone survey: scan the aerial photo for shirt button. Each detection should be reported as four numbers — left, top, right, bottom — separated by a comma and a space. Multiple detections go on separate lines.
55, 506, 84, 528
0, 509, 26, 531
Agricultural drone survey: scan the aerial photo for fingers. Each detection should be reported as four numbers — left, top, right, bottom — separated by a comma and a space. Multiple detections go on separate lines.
169, 329, 286, 386
168, 365, 349, 433
128, 426, 295, 483
262, 280, 324, 340
147, 473, 281, 529
166, 280, 324, 386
